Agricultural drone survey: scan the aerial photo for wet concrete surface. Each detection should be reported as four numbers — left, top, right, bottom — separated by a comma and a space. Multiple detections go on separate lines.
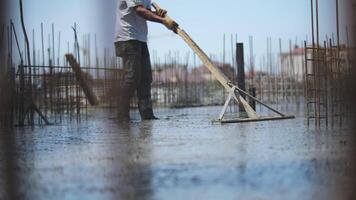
0, 106, 355, 200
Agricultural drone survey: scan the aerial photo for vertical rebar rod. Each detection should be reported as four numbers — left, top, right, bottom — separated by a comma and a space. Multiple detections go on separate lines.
304, 40, 308, 126
32, 29, 36, 66
336, 0, 340, 48
279, 38, 284, 109
32, 29, 37, 123
41, 23, 44, 66
9, 24, 15, 126
270, 38, 273, 104
52, 24, 55, 66
58, 31, 61, 66
9, 24, 13, 71
289, 40, 296, 105
316, 0, 321, 127
48, 34, 53, 117
230, 34, 234, 77
335, 0, 342, 127
330, 36, 335, 127
266, 38, 269, 103
249, 36, 254, 87
72, 23, 80, 65
324, 41, 328, 128
223, 34, 225, 65
311, 0, 315, 47
19, 0, 34, 125
0, 24, 4, 63
310, 0, 317, 127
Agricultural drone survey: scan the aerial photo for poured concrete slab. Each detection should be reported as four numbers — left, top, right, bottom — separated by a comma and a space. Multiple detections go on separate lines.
0, 106, 355, 200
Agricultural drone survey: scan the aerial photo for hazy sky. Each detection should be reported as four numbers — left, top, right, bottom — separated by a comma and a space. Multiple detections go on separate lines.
7, 0, 353, 68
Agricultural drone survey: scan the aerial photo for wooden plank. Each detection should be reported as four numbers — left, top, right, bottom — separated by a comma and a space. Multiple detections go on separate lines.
66, 54, 99, 106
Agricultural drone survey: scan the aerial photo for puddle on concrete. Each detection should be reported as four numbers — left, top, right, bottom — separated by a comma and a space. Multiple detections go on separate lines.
0, 106, 355, 200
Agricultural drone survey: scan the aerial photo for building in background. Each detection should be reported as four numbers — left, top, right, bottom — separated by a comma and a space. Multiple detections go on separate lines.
279, 46, 305, 82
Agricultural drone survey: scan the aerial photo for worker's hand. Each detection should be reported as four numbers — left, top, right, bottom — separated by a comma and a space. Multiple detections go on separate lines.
156, 8, 167, 17
162, 17, 179, 34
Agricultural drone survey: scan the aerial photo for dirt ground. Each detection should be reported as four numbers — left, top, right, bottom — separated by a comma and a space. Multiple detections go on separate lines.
0, 106, 355, 200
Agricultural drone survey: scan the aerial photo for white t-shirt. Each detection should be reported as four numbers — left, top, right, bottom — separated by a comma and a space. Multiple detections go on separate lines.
115, 0, 151, 43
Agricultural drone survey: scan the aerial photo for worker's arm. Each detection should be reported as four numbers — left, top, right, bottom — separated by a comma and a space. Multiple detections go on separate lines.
134, 5, 178, 33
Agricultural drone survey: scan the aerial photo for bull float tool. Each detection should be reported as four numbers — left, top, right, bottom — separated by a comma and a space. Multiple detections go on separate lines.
152, 2, 294, 123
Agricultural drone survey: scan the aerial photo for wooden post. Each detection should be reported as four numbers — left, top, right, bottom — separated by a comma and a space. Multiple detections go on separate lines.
66, 54, 98, 106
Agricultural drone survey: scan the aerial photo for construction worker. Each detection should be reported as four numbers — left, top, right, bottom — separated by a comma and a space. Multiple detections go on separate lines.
115, 0, 178, 121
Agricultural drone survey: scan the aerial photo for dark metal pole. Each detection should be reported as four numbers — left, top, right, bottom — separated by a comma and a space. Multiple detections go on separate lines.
236, 43, 246, 97
236, 43, 251, 112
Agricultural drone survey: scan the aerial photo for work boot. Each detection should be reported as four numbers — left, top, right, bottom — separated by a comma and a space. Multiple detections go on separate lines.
117, 90, 131, 122
117, 104, 130, 122
138, 99, 159, 120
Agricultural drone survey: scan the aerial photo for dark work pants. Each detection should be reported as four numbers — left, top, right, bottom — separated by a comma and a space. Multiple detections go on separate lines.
115, 40, 153, 117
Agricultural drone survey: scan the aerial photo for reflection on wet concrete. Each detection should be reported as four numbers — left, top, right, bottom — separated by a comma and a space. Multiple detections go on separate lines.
0, 106, 355, 200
